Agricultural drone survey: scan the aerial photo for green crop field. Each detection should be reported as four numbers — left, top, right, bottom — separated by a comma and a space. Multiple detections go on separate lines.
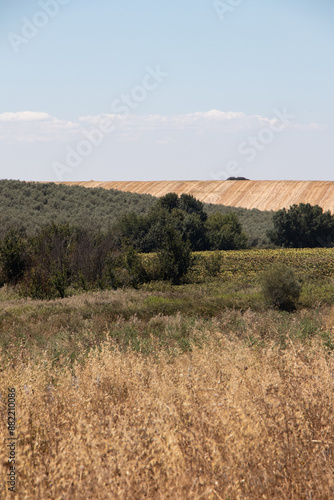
191, 247, 334, 281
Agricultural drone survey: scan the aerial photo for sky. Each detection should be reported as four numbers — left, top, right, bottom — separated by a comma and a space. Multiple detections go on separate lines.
0, 0, 333, 182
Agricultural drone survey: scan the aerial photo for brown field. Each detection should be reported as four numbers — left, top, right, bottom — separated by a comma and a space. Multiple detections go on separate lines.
1, 326, 334, 499
1, 245, 334, 498
1, 284, 334, 499
58, 180, 334, 212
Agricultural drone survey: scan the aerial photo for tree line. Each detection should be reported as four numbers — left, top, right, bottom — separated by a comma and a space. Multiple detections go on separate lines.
1, 193, 333, 300
0, 193, 248, 298
0, 180, 275, 246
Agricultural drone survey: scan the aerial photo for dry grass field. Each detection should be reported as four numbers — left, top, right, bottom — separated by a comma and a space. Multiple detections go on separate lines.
1, 282, 334, 499
59, 180, 334, 212
1, 326, 334, 499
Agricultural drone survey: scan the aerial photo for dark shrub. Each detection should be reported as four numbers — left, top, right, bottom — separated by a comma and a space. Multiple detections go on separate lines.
206, 212, 248, 250
103, 246, 149, 289
0, 230, 28, 284
268, 203, 334, 248
20, 267, 67, 300
261, 263, 301, 311
158, 226, 192, 285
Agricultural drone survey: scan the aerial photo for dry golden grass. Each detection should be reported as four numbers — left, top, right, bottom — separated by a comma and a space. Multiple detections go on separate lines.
1, 313, 334, 499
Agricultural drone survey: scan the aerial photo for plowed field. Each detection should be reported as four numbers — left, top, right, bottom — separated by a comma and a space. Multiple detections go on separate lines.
59, 180, 334, 212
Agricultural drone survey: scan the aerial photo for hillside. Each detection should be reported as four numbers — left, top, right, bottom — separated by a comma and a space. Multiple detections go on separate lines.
60, 180, 334, 213
0, 180, 155, 236
0, 180, 272, 244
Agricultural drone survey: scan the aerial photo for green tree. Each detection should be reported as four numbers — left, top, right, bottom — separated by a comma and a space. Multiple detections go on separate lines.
0, 230, 27, 284
206, 213, 248, 250
158, 192, 179, 212
268, 203, 334, 248
116, 193, 209, 252
115, 212, 149, 251
103, 245, 149, 289
158, 225, 192, 284
178, 194, 207, 222
115, 193, 249, 253
24, 222, 76, 298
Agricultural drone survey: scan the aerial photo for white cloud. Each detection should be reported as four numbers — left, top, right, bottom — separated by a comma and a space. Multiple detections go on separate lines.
289, 122, 328, 132
0, 111, 51, 122
0, 110, 325, 144
0, 112, 79, 143
79, 110, 324, 136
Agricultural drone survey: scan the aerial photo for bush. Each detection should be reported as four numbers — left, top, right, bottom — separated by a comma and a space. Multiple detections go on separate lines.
0, 230, 28, 284
260, 263, 301, 311
268, 203, 334, 248
206, 212, 248, 250
20, 267, 67, 300
227, 176, 249, 180
158, 226, 192, 284
116, 193, 209, 252
103, 246, 150, 289
21, 223, 74, 298
204, 251, 223, 277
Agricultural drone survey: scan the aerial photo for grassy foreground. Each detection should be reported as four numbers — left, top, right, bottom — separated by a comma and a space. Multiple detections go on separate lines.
1, 280, 334, 498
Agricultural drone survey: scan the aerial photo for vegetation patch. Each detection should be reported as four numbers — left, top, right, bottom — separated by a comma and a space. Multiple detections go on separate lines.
1, 318, 334, 498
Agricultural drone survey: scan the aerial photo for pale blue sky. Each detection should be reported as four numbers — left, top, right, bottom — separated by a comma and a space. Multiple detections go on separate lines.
0, 0, 333, 182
